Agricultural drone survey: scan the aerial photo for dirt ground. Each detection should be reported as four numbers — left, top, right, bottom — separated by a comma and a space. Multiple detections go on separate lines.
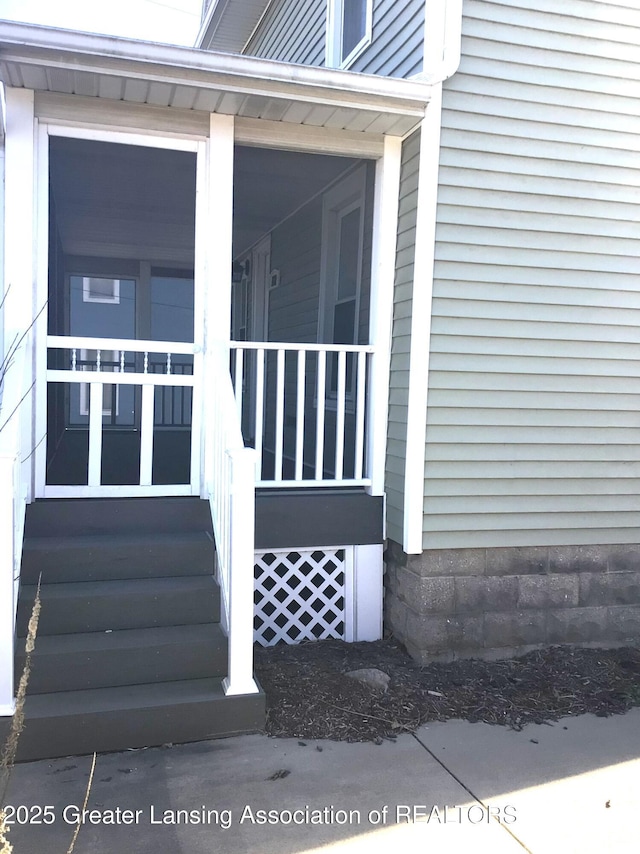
254, 639, 640, 743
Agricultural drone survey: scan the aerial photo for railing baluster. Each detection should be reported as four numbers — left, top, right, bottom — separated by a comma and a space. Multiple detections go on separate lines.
315, 350, 326, 480
87, 382, 103, 487
354, 351, 367, 479
255, 348, 265, 481
234, 347, 244, 422
275, 349, 285, 482
140, 384, 154, 486
295, 350, 306, 480
335, 350, 346, 480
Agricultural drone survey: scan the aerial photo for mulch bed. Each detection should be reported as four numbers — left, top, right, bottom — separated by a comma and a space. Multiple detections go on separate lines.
254, 639, 640, 743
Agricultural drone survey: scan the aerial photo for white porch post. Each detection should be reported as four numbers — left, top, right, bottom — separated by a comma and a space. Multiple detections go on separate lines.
203, 113, 235, 491
366, 134, 402, 498
204, 113, 258, 696
1, 88, 38, 715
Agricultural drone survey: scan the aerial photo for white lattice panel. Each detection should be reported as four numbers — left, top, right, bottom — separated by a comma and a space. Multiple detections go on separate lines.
254, 548, 347, 646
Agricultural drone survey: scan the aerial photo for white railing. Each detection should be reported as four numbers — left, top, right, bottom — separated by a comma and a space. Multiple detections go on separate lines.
46, 335, 198, 494
0, 339, 32, 715
206, 343, 258, 696
230, 341, 374, 488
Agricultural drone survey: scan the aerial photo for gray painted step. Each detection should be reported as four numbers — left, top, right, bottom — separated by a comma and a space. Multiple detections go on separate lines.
0, 678, 265, 761
17, 624, 227, 694
16, 576, 220, 636
25, 497, 213, 538
21, 531, 214, 584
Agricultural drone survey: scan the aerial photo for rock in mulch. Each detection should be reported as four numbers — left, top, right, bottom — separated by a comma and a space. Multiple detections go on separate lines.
254, 639, 640, 744
345, 668, 390, 693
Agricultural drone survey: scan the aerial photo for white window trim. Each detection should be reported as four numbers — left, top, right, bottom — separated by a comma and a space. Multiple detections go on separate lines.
317, 165, 367, 412
326, 0, 373, 70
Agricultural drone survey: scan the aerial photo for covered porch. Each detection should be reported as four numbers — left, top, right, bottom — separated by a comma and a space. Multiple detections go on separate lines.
0, 21, 432, 747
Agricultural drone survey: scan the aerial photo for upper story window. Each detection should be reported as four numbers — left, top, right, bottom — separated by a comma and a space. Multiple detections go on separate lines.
326, 0, 373, 69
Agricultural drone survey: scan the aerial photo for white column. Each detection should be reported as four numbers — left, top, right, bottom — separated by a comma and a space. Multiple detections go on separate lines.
222, 446, 259, 696
202, 113, 235, 492
0, 88, 37, 715
366, 134, 402, 497
0, 455, 16, 715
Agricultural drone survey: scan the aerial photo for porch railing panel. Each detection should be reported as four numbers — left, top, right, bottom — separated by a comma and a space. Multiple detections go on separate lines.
0, 340, 32, 715
205, 344, 258, 696
45, 335, 198, 496
230, 341, 374, 488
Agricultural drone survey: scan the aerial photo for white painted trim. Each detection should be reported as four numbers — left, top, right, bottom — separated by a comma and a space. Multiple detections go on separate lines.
352, 543, 383, 641
343, 545, 356, 643
34, 121, 49, 499
193, 140, 207, 497
45, 124, 201, 152
43, 484, 193, 498
326, 0, 373, 70
403, 88, 443, 554
0, 455, 16, 714
0, 20, 433, 111
235, 118, 386, 159
366, 135, 402, 496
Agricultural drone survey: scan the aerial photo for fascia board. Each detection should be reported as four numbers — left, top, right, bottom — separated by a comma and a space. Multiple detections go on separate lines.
0, 21, 432, 117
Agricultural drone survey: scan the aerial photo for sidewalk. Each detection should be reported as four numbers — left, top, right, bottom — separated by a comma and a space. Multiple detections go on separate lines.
3, 708, 639, 854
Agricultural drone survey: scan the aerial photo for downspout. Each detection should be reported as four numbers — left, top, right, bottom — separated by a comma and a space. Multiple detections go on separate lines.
402, 0, 463, 554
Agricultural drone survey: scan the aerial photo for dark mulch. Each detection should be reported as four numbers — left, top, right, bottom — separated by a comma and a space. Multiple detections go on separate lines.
254, 639, 640, 744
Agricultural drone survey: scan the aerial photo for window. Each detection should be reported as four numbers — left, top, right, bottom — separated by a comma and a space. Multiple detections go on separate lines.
326, 0, 372, 68
319, 166, 367, 401
82, 276, 120, 304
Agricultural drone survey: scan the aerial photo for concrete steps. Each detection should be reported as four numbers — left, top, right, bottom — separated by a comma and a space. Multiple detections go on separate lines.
4, 497, 265, 760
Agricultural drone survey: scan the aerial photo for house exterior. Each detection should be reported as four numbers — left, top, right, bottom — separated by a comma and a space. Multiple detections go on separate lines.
197, 0, 640, 662
0, 0, 638, 757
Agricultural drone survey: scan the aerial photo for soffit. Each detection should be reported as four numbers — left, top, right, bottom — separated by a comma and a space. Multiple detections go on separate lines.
0, 22, 430, 138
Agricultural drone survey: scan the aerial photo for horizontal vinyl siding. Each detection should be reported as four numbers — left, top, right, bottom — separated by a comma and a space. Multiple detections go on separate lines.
351, 0, 424, 77
386, 130, 420, 544
423, 0, 640, 549
244, 0, 326, 66
245, 0, 424, 78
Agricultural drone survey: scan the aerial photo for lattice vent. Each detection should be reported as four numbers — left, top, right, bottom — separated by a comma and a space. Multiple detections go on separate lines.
254, 548, 346, 646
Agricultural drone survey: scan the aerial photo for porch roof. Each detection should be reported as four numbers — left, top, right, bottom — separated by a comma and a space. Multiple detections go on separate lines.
0, 22, 430, 138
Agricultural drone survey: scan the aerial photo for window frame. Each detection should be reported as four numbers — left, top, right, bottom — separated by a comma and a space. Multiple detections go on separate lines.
326, 0, 373, 69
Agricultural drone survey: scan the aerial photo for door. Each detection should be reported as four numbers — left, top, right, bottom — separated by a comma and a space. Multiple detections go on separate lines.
38, 130, 204, 498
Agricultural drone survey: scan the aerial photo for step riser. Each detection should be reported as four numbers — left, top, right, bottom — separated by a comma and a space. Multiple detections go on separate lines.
16, 587, 220, 636
21, 538, 213, 584
17, 634, 228, 694
0, 690, 266, 762
25, 497, 213, 538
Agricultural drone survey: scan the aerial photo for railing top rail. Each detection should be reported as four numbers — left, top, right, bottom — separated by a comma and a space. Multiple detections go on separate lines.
47, 335, 198, 356
230, 341, 374, 354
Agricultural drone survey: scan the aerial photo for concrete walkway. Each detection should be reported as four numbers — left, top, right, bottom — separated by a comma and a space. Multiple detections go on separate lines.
3, 708, 639, 854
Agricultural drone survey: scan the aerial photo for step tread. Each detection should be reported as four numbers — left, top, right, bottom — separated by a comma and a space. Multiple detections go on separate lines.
17, 623, 224, 655
22, 678, 258, 717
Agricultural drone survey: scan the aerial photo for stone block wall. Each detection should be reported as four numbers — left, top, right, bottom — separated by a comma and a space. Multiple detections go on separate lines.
384, 540, 640, 663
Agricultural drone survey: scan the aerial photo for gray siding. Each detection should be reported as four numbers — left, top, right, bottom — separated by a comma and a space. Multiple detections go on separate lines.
245, 0, 424, 78
351, 0, 424, 78
386, 130, 420, 545
245, 0, 326, 66
423, 0, 640, 548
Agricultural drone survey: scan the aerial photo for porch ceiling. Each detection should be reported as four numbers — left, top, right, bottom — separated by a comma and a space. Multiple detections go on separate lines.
0, 22, 430, 137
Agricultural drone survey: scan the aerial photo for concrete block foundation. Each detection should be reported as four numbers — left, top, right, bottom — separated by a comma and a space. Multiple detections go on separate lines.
384, 540, 640, 663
